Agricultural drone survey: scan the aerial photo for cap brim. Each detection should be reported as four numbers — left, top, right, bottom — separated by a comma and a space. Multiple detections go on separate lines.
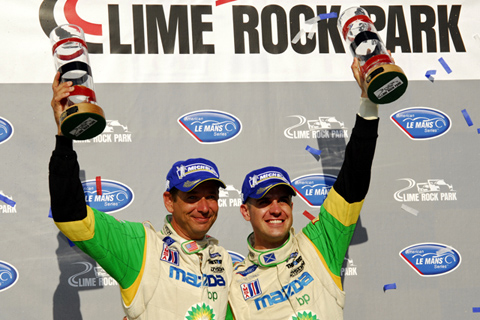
178, 178, 226, 192
248, 182, 296, 201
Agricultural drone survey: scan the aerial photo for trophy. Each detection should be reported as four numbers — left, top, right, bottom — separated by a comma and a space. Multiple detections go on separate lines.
50, 24, 106, 140
338, 7, 408, 104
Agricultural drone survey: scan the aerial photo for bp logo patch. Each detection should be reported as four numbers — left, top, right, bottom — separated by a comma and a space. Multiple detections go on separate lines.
185, 303, 216, 320
390, 107, 451, 140
178, 110, 242, 144
292, 311, 319, 320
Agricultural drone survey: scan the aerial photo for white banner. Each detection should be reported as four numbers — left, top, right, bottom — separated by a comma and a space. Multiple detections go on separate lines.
2, 0, 479, 83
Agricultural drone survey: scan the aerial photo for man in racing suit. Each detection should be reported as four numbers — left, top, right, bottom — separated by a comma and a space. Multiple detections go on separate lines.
227, 58, 379, 319
49, 73, 232, 319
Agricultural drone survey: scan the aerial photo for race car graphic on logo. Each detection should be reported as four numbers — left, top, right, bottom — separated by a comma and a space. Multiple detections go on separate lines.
399, 243, 461, 277
74, 120, 132, 144
0, 117, 14, 145
394, 178, 457, 202
82, 179, 134, 213
291, 174, 336, 207
219, 185, 242, 207
0, 261, 19, 292
284, 115, 348, 139
68, 262, 118, 287
185, 303, 215, 320
178, 110, 242, 144
390, 107, 451, 140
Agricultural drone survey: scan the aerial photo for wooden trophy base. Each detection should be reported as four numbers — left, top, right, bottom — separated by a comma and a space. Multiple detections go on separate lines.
365, 64, 408, 104
60, 102, 106, 140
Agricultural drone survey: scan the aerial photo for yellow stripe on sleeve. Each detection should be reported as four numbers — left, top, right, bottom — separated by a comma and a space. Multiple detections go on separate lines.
121, 225, 148, 307
323, 188, 364, 227
54, 206, 95, 241
307, 236, 343, 290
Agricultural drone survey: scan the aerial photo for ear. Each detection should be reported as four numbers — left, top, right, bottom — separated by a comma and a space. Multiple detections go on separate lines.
163, 192, 174, 213
240, 203, 251, 221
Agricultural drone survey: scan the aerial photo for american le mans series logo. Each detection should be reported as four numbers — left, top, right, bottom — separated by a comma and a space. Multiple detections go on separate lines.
82, 179, 134, 213
178, 110, 242, 144
400, 243, 461, 277
394, 178, 457, 202
390, 107, 451, 140
284, 115, 348, 140
291, 174, 336, 207
0, 117, 14, 145
74, 120, 132, 144
0, 261, 19, 292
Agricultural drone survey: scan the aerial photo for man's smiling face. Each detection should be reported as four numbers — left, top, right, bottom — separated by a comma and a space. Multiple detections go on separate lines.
241, 185, 293, 250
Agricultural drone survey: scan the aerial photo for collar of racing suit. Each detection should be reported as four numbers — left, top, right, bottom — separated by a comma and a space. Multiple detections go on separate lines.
160, 214, 219, 255
246, 228, 297, 267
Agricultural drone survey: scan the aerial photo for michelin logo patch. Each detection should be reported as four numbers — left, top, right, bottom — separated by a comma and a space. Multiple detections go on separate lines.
0, 117, 14, 145
83, 179, 134, 213
292, 174, 336, 207
400, 243, 461, 277
390, 107, 451, 140
178, 110, 242, 144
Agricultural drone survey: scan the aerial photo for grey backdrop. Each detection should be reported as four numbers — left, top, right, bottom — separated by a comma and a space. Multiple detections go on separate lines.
1, 78, 479, 319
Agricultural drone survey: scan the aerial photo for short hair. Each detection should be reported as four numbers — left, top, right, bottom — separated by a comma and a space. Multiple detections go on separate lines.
169, 187, 179, 201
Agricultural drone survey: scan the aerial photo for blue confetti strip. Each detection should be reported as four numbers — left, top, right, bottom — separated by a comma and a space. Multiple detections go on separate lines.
473, 307, 480, 313
67, 238, 75, 247
461, 109, 473, 127
477, 128, 480, 134
425, 70, 436, 82
383, 283, 396, 292
306, 145, 322, 156
438, 57, 452, 74
0, 194, 16, 208
48, 208, 52, 218
318, 12, 338, 20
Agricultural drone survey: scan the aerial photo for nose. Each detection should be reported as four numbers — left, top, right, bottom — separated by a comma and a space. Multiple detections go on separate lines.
196, 197, 209, 214
269, 200, 282, 215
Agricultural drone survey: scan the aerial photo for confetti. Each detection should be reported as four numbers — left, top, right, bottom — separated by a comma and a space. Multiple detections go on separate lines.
461, 109, 473, 127
438, 57, 452, 74
383, 283, 396, 292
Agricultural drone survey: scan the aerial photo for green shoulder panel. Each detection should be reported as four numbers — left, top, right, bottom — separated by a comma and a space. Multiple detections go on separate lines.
302, 202, 357, 278
74, 208, 146, 289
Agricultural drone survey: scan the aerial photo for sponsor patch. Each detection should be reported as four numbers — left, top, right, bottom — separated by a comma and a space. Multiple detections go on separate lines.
400, 243, 461, 277
161, 243, 180, 266
236, 264, 258, 277
241, 279, 262, 300
391, 107, 451, 140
